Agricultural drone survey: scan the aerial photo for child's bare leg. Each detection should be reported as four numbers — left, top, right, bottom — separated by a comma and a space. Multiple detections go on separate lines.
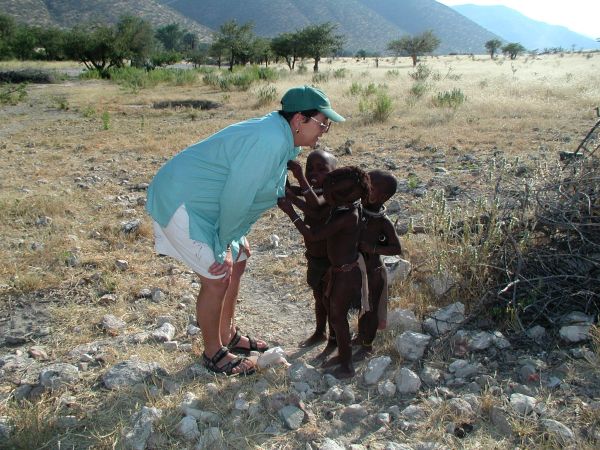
324, 278, 355, 378
300, 289, 327, 347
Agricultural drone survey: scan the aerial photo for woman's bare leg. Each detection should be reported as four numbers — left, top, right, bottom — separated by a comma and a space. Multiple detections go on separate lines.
196, 273, 253, 373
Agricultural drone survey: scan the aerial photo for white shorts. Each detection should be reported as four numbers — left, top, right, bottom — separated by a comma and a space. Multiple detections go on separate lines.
153, 204, 247, 279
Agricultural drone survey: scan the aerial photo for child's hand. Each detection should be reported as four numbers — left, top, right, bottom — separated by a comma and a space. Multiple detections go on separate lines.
277, 197, 294, 215
287, 160, 303, 180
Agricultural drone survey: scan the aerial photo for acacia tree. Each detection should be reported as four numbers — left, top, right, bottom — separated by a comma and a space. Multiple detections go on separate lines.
0, 14, 16, 59
155, 23, 184, 51
212, 20, 255, 71
115, 16, 155, 67
485, 39, 502, 59
502, 42, 526, 59
297, 22, 344, 72
271, 32, 302, 70
387, 30, 440, 66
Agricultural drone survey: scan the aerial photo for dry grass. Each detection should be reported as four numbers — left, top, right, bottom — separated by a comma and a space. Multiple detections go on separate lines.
1, 53, 599, 448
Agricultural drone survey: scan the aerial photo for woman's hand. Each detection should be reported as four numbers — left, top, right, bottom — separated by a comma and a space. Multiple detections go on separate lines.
287, 160, 303, 180
208, 247, 234, 282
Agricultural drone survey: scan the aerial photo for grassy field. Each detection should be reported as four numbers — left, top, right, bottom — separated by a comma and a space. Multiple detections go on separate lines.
0, 53, 599, 449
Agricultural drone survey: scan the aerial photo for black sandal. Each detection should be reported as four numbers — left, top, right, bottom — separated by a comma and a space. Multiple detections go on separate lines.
227, 327, 269, 356
202, 346, 255, 376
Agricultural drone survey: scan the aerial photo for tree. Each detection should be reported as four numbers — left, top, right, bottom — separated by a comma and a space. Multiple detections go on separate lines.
115, 16, 155, 68
212, 20, 255, 71
182, 32, 198, 51
271, 32, 301, 70
387, 30, 440, 66
297, 22, 345, 72
485, 39, 502, 59
502, 42, 526, 60
10, 25, 37, 60
251, 37, 272, 67
63, 25, 120, 77
0, 13, 15, 58
155, 23, 185, 51
33, 27, 68, 60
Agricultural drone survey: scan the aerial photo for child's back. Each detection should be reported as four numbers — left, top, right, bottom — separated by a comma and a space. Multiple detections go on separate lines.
354, 170, 402, 360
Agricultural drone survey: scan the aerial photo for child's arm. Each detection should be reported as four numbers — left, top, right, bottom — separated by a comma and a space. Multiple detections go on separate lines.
278, 197, 353, 241
360, 217, 402, 256
287, 160, 326, 208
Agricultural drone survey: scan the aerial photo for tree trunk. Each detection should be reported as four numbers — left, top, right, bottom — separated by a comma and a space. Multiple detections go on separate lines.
411, 54, 417, 66
313, 56, 320, 72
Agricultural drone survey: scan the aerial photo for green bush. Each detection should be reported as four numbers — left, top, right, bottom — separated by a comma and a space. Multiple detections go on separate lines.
312, 71, 329, 84
0, 83, 27, 105
386, 69, 400, 78
432, 88, 466, 108
297, 64, 308, 74
359, 90, 393, 123
333, 68, 347, 79
255, 84, 277, 108
409, 63, 432, 81
348, 82, 362, 96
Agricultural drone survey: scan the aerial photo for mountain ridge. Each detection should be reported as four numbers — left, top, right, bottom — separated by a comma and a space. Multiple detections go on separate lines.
452, 4, 600, 51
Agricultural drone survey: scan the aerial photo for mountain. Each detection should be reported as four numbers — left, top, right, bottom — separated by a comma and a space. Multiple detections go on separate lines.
0, 0, 214, 43
452, 4, 600, 51
0, 0, 503, 54
160, 0, 502, 54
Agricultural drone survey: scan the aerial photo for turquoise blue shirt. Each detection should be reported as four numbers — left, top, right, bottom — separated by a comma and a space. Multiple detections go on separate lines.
146, 111, 300, 263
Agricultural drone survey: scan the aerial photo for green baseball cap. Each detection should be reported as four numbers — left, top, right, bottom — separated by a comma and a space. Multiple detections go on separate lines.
281, 85, 345, 122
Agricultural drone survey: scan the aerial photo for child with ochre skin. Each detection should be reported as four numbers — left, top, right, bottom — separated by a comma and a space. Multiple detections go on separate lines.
278, 166, 371, 379
285, 150, 338, 350
353, 170, 402, 361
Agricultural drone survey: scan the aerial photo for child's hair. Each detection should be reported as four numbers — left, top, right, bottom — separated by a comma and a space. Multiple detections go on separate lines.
324, 166, 371, 205
306, 149, 337, 168
368, 170, 397, 202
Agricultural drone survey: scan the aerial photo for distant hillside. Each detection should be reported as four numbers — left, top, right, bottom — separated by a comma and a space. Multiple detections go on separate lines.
0, 0, 505, 54
161, 0, 501, 54
452, 4, 600, 51
0, 0, 214, 43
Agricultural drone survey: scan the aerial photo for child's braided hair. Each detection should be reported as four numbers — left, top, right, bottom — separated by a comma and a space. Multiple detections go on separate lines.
323, 166, 371, 205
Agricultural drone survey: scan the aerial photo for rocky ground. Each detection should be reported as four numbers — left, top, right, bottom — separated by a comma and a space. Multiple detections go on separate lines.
1, 59, 599, 449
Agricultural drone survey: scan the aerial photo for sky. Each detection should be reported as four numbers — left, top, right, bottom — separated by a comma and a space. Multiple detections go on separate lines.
437, 0, 599, 39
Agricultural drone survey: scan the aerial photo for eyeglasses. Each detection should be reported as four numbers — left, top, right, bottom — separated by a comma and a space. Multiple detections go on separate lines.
309, 116, 331, 133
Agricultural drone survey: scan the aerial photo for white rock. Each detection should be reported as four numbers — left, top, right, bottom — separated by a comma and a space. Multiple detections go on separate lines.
386, 308, 421, 332
364, 356, 392, 385
378, 380, 396, 397
395, 367, 421, 394
559, 325, 591, 343
423, 302, 464, 336
395, 331, 431, 361
176, 416, 200, 441
541, 419, 575, 445
510, 393, 537, 415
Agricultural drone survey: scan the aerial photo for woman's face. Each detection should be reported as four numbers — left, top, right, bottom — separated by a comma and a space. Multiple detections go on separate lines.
293, 112, 330, 148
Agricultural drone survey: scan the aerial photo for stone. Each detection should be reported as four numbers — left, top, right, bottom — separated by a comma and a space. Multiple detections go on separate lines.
386, 308, 421, 332
420, 366, 442, 386
194, 427, 223, 449
175, 416, 200, 441
101, 314, 126, 333
122, 406, 162, 450
103, 360, 164, 390
395, 367, 421, 395
510, 393, 537, 415
151, 323, 176, 342
540, 419, 575, 445
490, 406, 513, 437
39, 363, 80, 390
364, 356, 392, 385
468, 331, 493, 351
279, 405, 305, 430
559, 325, 591, 343
378, 380, 396, 397
423, 302, 464, 336
526, 325, 546, 342
318, 438, 345, 450
115, 259, 129, 271
395, 331, 431, 361
340, 404, 369, 424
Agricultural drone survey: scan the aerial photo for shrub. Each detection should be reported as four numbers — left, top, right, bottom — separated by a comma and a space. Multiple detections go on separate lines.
348, 82, 362, 96
312, 71, 329, 84
432, 88, 466, 108
255, 84, 277, 108
386, 69, 400, 78
0, 83, 27, 105
359, 90, 393, 123
409, 63, 432, 81
297, 64, 308, 74
333, 68, 347, 79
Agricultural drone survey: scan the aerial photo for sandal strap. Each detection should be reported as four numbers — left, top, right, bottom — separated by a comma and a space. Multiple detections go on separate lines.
227, 329, 242, 349
247, 336, 258, 351
205, 346, 229, 365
